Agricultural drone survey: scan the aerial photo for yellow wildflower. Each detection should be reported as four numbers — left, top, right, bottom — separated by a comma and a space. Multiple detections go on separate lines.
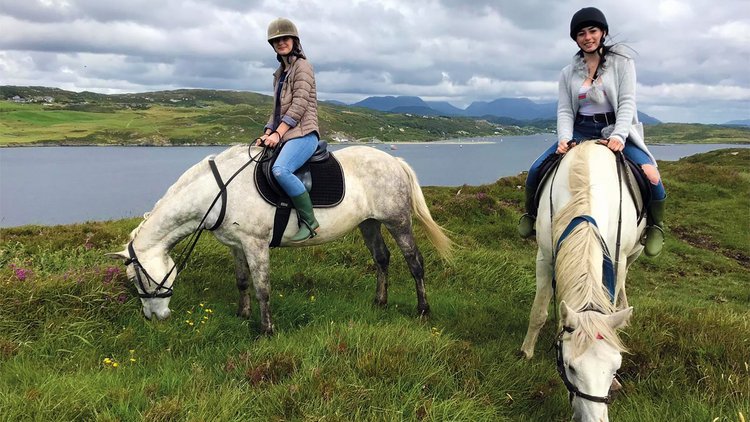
112, 362, 119, 368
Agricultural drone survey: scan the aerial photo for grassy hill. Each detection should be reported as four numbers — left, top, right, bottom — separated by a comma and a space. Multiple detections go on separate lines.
3, 86, 748, 146
0, 87, 528, 146
0, 148, 747, 420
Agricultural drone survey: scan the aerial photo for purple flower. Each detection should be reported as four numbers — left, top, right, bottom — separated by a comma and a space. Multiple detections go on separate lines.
14, 268, 31, 281
117, 294, 128, 304
103, 266, 121, 284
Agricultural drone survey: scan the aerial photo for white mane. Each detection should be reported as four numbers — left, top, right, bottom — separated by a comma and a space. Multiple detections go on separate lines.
553, 142, 627, 356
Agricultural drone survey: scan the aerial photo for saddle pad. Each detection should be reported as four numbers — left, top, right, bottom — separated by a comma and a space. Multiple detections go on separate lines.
254, 152, 345, 208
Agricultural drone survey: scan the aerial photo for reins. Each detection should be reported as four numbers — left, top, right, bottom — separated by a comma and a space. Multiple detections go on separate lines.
125, 145, 272, 298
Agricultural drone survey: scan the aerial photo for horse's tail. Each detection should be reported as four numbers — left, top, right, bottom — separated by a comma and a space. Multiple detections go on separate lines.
396, 158, 454, 261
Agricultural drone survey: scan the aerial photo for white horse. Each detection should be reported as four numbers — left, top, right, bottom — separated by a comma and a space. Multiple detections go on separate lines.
519, 141, 643, 421
108, 145, 452, 334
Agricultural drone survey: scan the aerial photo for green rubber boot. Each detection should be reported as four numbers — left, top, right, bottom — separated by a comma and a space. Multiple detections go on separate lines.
289, 191, 319, 242
518, 187, 537, 238
642, 198, 666, 257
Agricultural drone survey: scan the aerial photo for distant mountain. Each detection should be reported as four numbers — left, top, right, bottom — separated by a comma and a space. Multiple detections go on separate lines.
321, 99, 348, 107
464, 98, 557, 120
351, 94, 662, 125
425, 101, 466, 116
351, 95, 429, 112
724, 119, 750, 127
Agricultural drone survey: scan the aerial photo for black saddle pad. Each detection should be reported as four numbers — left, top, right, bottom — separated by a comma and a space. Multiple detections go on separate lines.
253, 145, 345, 208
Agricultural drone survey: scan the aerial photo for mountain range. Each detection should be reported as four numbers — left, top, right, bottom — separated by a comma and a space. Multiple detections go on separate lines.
349, 95, 662, 125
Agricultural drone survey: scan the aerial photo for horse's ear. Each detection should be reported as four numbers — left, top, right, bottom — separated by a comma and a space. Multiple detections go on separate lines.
560, 301, 579, 328
105, 250, 129, 262
606, 307, 633, 330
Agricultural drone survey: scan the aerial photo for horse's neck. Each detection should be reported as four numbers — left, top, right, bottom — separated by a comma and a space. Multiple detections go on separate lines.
553, 143, 616, 314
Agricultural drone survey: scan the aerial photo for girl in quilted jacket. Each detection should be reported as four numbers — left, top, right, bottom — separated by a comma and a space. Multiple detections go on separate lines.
518, 7, 666, 257
257, 17, 321, 242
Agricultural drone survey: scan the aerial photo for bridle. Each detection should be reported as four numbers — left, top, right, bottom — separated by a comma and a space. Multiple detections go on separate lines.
123, 145, 272, 299
125, 241, 175, 299
554, 322, 618, 405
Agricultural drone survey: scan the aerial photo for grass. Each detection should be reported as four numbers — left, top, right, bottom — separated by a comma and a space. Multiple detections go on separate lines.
0, 149, 748, 421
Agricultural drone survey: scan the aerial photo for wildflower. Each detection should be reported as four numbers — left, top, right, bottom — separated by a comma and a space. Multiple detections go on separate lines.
187, 310, 193, 315
112, 362, 119, 368
14, 268, 31, 281
205, 309, 213, 314
310, 296, 316, 302
130, 358, 136, 363
129, 350, 135, 354
199, 303, 204, 308
103, 358, 112, 364
117, 294, 128, 304
203, 316, 209, 320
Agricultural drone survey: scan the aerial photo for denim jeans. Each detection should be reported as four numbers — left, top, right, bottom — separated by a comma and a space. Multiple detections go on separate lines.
272, 132, 319, 197
526, 116, 665, 204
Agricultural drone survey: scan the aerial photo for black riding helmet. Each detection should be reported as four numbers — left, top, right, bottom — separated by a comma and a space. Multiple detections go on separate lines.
570, 7, 608, 39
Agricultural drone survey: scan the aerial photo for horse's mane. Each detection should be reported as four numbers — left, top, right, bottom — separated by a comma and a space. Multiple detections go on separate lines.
128, 145, 247, 241
553, 142, 626, 356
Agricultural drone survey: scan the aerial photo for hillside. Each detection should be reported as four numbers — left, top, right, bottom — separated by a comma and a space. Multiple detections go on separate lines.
2, 86, 747, 146
0, 148, 747, 420
0, 87, 534, 146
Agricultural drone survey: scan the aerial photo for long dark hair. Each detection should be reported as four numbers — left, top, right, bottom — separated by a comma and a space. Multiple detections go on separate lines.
576, 35, 634, 75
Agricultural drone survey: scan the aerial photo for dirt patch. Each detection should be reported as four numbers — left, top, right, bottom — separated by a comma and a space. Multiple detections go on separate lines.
671, 226, 749, 268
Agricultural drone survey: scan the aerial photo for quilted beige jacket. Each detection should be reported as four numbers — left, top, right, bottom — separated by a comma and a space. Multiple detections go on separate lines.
266, 53, 319, 142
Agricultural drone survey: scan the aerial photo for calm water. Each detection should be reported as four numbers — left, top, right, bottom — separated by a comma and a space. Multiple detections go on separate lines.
1, 135, 747, 227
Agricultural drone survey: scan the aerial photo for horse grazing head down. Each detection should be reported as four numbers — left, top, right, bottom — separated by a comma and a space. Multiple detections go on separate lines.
107, 242, 176, 321
558, 301, 632, 422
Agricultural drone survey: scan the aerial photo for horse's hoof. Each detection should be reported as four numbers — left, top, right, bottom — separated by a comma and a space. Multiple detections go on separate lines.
517, 349, 533, 360
260, 324, 275, 336
417, 305, 431, 318
373, 298, 388, 308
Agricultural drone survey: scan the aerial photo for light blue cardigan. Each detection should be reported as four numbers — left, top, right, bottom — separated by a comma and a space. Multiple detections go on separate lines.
557, 45, 656, 165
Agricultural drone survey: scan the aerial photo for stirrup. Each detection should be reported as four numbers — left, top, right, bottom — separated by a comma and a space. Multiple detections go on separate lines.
290, 220, 319, 243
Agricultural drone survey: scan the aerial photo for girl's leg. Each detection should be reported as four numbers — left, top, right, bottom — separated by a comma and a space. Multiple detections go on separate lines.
271, 133, 320, 242
623, 142, 666, 257
272, 133, 319, 197
519, 142, 559, 238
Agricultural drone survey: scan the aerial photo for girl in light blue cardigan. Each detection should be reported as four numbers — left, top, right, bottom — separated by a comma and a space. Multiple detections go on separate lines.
519, 7, 666, 257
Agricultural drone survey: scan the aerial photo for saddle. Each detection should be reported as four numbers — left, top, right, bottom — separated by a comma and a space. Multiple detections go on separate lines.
252, 140, 345, 247
534, 144, 649, 223
253, 140, 345, 208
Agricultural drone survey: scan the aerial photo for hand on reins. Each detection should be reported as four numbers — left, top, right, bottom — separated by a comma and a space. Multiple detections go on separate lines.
262, 131, 281, 148
556, 139, 577, 154
598, 137, 624, 152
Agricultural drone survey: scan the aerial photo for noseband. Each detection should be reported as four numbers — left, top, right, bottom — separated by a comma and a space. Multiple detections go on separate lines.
124, 241, 174, 299
554, 325, 616, 405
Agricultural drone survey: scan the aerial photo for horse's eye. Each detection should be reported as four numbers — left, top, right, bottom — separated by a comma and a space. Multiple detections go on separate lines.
568, 365, 577, 374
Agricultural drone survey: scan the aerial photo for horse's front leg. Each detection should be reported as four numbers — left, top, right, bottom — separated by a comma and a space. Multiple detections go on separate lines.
231, 248, 252, 318
520, 251, 554, 359
242, 239, 274, 335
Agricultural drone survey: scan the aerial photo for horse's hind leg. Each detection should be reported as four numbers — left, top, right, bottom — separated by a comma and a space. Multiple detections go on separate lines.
520, 251, 554, 359
384, 220, 430, 316
231, 248, 252, 318
359, 219, 391, 307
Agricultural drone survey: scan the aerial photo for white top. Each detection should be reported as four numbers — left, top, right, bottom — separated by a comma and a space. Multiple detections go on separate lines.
577, 84, 615, 115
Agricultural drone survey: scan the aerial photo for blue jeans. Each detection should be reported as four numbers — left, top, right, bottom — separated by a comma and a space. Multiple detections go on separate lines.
272, 132, 319, 197
526, 117, 665, 206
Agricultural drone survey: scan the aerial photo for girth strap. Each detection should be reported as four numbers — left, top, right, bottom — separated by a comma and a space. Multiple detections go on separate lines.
207, 157, 227, 231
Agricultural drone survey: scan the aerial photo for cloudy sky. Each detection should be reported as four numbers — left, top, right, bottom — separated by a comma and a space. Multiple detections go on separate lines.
1, 0, 748, 123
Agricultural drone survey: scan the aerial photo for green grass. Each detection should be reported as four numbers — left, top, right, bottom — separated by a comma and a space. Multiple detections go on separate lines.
0, 149, 748, 421
646, 123, 750, 144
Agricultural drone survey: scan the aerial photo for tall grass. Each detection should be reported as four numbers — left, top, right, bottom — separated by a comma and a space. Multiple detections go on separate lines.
0, 150, 748, 421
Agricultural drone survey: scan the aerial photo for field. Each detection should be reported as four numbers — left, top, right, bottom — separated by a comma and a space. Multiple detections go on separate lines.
0, 149, 748, 421
0, 91, 525, 146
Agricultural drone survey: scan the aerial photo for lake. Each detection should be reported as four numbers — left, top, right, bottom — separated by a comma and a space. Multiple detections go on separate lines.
1, 134, 747, 227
